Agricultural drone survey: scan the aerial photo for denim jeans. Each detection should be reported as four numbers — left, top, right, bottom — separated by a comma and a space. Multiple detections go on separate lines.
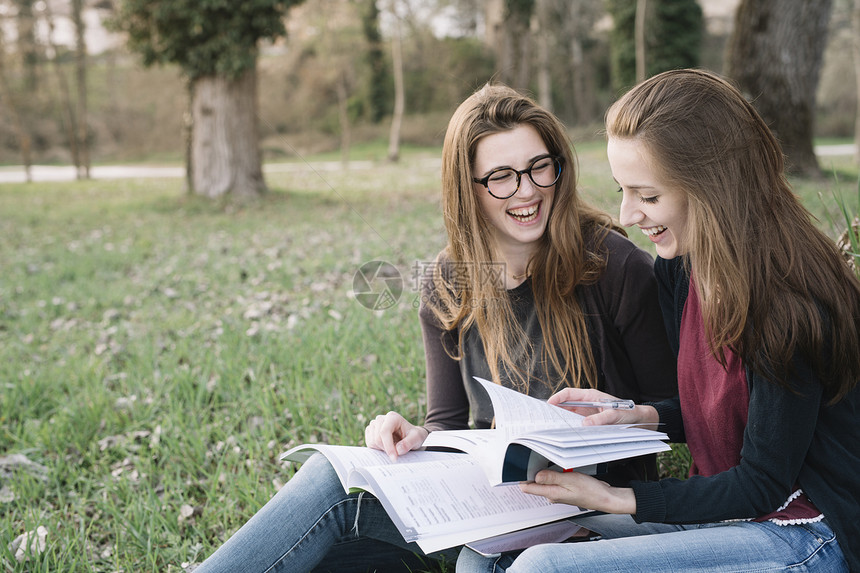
456, 513, 847, 573
194, 453, 456, 573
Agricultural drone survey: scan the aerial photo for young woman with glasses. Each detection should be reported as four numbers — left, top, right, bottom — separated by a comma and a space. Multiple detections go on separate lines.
194, 84, 678, 573
458, 70, 860, 573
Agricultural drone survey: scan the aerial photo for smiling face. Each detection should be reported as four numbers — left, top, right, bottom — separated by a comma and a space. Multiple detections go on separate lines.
607, 137, 689, 259
472, 124, 555, 261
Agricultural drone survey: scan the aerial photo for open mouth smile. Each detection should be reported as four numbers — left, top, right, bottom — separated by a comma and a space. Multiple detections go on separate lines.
641, 225, 667, 238
507, 203, 540, 223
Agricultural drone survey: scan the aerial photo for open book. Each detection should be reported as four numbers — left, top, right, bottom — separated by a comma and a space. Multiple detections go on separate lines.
423, 377, 670, 485
280, 377, 669, 553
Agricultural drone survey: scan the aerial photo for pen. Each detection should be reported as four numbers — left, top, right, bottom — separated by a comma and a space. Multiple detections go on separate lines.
558, 399, 635, 410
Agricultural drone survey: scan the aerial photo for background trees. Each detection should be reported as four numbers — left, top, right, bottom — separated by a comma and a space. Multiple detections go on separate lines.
0, 0, 854, 189
111, 0, 306, 198
607, 0, 703, 92
727, 0, 834, 177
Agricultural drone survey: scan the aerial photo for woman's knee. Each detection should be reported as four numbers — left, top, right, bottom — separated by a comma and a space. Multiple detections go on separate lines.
506, 545, 565, 573
281, 453, 347, 501
456, 547, 515, 573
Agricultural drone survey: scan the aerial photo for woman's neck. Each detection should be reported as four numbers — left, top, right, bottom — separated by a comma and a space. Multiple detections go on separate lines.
495, 246, 535, 290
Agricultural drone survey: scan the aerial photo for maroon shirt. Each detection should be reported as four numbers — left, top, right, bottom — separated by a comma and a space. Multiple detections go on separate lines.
678, 278, 821, 524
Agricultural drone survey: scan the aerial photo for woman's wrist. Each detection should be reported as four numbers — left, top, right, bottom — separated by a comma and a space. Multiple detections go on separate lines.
634, 404, 660, 426
608, 486, 637, 514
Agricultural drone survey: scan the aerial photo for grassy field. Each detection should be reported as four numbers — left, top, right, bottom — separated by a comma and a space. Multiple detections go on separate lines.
1, 142, 857, 572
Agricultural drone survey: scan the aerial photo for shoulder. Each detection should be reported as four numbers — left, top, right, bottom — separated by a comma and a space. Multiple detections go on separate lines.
654, 256, 689, 300
419, 249, 452, 292
596, 230, 656, 285
655, 254, 681, 275
579, 230, 656, 315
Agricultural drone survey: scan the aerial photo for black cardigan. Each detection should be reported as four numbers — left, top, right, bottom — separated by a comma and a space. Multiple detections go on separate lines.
631, 255, 860, 571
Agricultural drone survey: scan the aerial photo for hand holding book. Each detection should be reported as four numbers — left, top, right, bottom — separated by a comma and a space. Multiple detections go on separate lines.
520, 463, 638, 515
280, 377, 668, 553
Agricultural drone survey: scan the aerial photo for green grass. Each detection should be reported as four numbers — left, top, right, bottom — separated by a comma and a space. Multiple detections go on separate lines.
0, 147, 857, 571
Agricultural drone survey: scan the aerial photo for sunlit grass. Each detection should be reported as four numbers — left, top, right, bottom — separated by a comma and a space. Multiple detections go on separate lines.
0, 146, 857, 571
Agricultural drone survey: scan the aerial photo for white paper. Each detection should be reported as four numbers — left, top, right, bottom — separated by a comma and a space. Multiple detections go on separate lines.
351, 456, 586, 553
465, 520, 591, 556
474, 377, 585, 434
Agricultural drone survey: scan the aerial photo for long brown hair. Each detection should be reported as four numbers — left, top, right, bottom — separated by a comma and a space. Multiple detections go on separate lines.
431, 83, 622, 391
606, 68, 860, 401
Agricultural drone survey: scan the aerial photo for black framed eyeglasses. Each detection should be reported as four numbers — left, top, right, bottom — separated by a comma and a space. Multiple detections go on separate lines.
473, 154, 563, 199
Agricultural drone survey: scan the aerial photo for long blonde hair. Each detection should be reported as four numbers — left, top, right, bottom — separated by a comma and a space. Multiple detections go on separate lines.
431, 84, 622, 391
606, 69, 860, 401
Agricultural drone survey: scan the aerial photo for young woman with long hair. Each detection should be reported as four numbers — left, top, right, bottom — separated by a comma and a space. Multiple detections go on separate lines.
458, 69, 860, 573
194, 84, 677, 573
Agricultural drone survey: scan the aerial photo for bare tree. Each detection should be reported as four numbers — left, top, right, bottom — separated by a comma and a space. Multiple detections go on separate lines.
310, 0, 362, 167
0, 14, 32, 181
41, 1, 82, 176
72, 0, 90, 179
190, 69, 264, 197
854, 0, 860, 164
336, 70, 352, 166
635, 0, 647, 83
485, 0, 534, 91
533, 0, 552, 112
726, 0, 833, 177
94, 0, 123, 145
361, 0, 388, 124
14, 0, 38, 91
114, 0, 303, 199
555, 0, 602, 126
387, 1, 405, 162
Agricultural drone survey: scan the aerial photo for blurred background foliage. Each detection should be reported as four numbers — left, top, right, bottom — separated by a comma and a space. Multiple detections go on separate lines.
0, 0, 854, 167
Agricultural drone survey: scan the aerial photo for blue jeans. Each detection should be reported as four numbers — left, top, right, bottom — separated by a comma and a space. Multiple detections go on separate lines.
195, 453, 456, 573
456, 513, 847, 573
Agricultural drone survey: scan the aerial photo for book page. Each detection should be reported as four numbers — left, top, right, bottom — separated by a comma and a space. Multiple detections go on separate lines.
279, 444, 462, 493
352, 455, 585, 553
465, 520, 593, 556
422, 429, 509, 483
474, 377, 584, 434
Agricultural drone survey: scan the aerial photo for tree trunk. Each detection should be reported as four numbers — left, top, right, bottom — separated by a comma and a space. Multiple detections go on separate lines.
853, 0, 860, 164
488, 0, 533, 90
387, 6, 405, 163
485, 0, 508, 81
72, 0, 90, 179
42, 3, 81, 173
534, 0, 552, 112
336, 71, 351, 167
191, 66, 265, 199
726, 0, 833, 177
15, 0, 38, 92
635, 0, 647, 83
0, 58, 32, 182
559, 0, 600, 126
184, 80, 194, 194
52, 65, 81, 173
569, 36, 585, 123
0, 7, 32, 181
360, 0, 387, 124
514, 21, 532, 91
